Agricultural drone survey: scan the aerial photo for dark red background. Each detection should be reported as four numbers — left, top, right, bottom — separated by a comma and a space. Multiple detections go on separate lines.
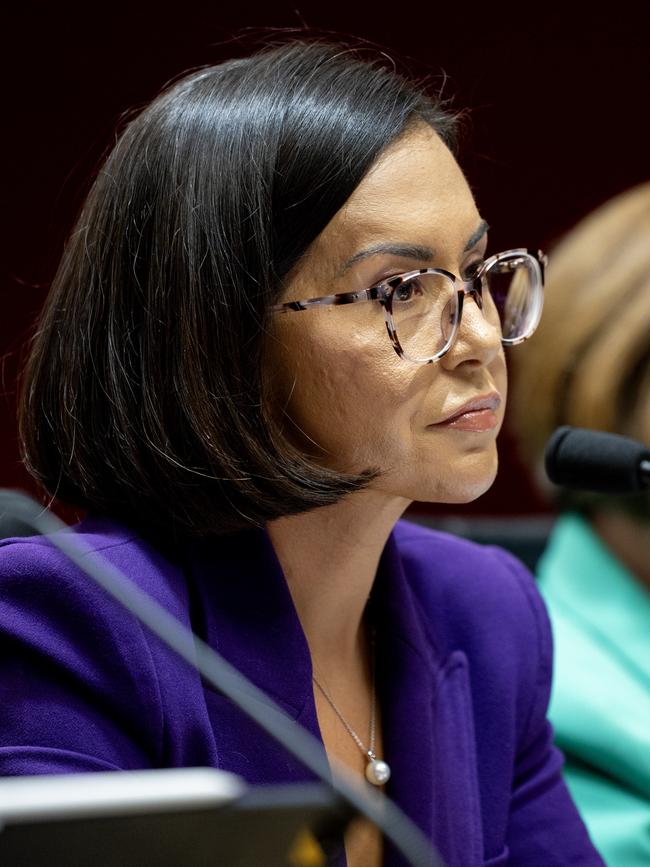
3, 13, 649, 519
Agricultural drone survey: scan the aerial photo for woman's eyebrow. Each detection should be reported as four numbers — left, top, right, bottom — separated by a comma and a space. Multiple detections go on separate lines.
337, 242, 434, 276
337, 220, 489, 277
464, 219, 489, 251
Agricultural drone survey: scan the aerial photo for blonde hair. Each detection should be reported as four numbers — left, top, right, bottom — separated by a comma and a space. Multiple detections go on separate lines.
509, 182, 650, 476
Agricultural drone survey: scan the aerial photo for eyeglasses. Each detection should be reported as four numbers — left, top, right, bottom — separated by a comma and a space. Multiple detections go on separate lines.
271, 248, 547, 365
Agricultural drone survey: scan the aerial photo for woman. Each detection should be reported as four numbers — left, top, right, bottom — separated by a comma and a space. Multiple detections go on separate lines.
0, 41, 603, 866
509, 182, 650, 867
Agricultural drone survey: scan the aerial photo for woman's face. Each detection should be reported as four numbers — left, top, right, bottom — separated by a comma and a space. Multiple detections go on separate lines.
267, 124, 507, 505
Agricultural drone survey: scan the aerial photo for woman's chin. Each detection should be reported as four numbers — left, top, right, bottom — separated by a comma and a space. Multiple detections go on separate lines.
403, 449, 499, 505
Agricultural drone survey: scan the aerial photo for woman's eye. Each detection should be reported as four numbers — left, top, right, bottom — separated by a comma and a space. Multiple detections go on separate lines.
393, 279, 423, 303
462, 259, 485, 281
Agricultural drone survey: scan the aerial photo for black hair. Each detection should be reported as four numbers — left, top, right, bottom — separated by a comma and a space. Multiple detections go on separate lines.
19, 39, 459, 540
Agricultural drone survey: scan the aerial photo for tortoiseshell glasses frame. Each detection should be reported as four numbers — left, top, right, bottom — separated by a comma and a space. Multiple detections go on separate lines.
270, 248, 547, 365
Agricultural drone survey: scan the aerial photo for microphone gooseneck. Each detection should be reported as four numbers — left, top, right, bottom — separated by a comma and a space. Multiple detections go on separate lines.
544, 426, 650, 494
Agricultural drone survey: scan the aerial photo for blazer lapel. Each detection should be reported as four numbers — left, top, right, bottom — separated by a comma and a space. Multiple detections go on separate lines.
375, 535, 484, 867
185, 526, 322, 785
431, 652, 484, 867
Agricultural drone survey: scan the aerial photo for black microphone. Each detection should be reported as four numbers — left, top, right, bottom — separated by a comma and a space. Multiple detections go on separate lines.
0, 490, 444, 867
544, 426, 650, 494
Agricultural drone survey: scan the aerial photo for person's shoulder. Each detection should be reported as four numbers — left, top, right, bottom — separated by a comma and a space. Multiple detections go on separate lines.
394, 519, 554, 749
0, 513, 137, 563
393, 518, 551, 676
0, 513, 188, 620
393, 517, 540, 604
0, 515, 183, 771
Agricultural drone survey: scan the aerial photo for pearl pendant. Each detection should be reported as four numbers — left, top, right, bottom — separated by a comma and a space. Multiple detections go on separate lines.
365, 757, 391, 786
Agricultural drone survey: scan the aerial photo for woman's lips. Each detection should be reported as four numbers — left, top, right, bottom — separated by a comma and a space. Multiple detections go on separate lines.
429, 393, 502, 432
439, 408, 499, 431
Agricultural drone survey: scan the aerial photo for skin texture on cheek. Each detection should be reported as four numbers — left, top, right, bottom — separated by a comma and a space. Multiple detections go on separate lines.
270, 310, 411, 475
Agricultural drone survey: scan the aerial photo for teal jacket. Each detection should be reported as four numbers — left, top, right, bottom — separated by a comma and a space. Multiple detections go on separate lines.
538, 513, 650, 866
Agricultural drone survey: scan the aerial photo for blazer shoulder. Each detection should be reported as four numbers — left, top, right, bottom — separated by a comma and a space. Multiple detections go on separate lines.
393, 519, 553, 743
393, 518, 548, 631
0, 515, 189, 616
0, 519, 176, 771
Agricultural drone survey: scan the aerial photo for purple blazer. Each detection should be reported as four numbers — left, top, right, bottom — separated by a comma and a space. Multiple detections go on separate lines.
0, 515, 603, 866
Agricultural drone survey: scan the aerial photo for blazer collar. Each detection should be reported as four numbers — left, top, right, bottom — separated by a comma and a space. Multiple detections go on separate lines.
186, 524, 440, 716
188, 525, 313, 716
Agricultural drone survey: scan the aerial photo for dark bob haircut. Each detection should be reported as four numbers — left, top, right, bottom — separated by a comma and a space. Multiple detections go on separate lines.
20, 40, 458, 540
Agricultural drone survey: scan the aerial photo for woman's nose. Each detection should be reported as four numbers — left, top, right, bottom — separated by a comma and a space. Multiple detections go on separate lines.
443, 289, 502, 368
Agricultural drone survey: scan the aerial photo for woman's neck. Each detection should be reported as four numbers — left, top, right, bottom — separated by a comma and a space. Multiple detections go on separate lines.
267, 490, 410, 668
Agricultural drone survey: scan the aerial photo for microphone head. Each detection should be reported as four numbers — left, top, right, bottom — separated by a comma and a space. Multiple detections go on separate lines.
544, 426, 650, 494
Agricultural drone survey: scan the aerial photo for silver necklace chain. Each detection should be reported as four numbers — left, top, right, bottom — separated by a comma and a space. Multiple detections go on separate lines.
311, 628, 391, 786
312, 662, 377, 759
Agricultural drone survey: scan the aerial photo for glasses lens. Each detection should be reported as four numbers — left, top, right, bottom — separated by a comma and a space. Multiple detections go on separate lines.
390, 272, 458, 362
483, 253, 543, 342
